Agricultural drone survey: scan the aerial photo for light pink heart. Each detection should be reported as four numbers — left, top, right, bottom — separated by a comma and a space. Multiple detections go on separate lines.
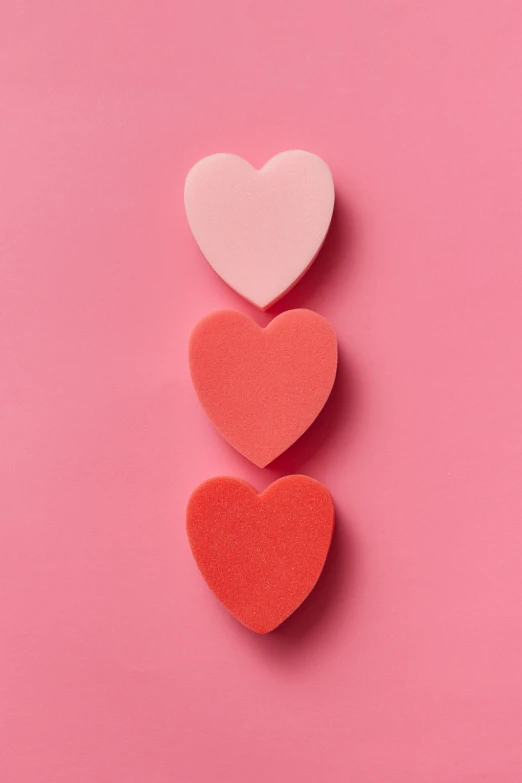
184, 151, 335, 310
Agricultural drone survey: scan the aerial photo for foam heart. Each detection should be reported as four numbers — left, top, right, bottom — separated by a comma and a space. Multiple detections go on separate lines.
184, 151, 335, 310
189, 309, 338, 467
187, 475, 335, 633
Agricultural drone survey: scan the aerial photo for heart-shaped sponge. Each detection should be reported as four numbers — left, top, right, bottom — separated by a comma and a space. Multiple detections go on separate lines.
189, 309, 338, 467
184, 151, 335, 310
187, 475, 335, 633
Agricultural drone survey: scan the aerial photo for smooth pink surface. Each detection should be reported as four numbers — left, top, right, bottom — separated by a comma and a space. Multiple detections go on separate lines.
2, 2, 522, 781
184, 152, 334, 309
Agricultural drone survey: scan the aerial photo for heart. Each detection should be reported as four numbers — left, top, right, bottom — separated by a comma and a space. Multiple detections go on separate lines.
189, 309, 338, 467
187, 475, 335, 633
184, 151, 335, 310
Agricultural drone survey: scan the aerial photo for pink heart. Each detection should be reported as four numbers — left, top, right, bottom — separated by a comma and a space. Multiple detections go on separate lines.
184, 151, 335, 310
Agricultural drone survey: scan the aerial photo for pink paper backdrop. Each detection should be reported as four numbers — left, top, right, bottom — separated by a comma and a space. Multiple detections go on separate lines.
2, 1, 522, 781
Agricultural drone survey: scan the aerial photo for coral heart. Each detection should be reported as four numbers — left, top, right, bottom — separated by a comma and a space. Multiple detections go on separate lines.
184, 151, 335, 310
189, 309, 338, 467
186, 475, 335, 633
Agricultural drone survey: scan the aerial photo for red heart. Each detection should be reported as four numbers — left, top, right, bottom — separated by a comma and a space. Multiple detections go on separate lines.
186, 475, 335, 634
189, 309, 337, 467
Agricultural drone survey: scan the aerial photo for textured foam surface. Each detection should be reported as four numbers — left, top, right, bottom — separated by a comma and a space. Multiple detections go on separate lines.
189, 309, 338, 467
187, 475, 335, 634
184, 151, 335, 310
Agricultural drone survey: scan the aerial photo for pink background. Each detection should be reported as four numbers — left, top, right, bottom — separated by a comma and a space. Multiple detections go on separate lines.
2, 1, 522, 781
